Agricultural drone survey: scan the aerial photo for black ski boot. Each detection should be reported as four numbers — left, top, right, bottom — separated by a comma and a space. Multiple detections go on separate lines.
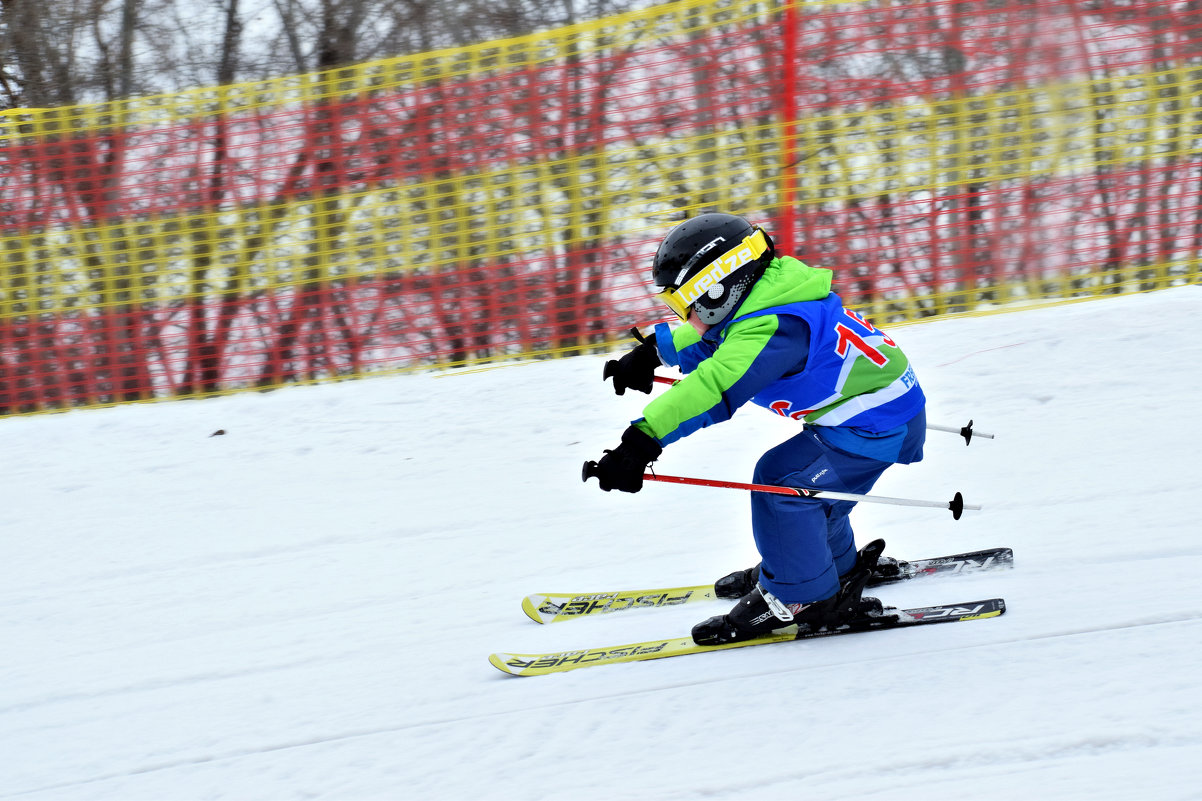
872, 555, 904, 580
692, 584, 844, 645
693, 539, 888, 646
714, 564, 760, 599
713, 540, 900, 599
828, 538, 887, 621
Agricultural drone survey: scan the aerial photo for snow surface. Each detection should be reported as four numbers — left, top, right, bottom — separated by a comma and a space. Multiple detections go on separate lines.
3, 286, 1201, 800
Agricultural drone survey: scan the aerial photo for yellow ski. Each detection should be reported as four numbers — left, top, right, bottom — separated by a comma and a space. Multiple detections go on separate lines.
492, 598, 1006, 676
521, 547, 1013, 624
521, 585, 716, 624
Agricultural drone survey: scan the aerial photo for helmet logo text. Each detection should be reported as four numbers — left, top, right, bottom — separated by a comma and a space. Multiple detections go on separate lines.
672, 229, 769, 308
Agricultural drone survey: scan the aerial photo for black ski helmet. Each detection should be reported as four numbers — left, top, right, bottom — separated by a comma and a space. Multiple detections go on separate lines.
652, 213, 774, 326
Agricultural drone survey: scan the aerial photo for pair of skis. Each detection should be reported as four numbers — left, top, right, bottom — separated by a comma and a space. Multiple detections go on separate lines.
490, 546, 1012, 676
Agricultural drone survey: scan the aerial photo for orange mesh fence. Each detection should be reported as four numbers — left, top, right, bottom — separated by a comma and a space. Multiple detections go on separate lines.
1, 0, 1199, 415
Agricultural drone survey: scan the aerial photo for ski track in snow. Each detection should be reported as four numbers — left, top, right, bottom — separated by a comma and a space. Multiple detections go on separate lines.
2, 286, 1201, 799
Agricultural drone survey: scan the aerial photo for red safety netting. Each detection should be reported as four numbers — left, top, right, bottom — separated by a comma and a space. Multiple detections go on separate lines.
0, 0, 1199, 414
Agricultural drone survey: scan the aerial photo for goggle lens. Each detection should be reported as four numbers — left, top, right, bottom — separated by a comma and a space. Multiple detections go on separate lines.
657, 287, 691, 321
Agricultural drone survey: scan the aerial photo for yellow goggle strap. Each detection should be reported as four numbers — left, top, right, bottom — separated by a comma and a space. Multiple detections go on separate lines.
658, 228, 770, 320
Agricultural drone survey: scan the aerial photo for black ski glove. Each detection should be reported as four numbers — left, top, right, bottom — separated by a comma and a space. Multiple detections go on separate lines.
583, 425, 663, 493
603, 328, 661, 396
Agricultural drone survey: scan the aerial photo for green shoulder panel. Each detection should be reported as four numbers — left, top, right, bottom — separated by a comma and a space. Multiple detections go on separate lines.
638, 315, 779, 442
738, 256, 832, 314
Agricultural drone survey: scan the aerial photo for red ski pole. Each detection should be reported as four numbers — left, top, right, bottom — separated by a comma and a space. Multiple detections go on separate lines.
582, 462, 977, 519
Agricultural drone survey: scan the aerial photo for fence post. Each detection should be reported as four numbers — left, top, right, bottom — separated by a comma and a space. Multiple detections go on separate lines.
779, 0, 800, 251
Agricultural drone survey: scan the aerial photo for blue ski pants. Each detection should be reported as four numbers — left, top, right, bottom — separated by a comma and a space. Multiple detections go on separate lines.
751, 428, 896, 604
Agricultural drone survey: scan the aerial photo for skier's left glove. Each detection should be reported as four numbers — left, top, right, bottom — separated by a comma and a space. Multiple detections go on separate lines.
603, 328, 661, 396
585, 425, 663, 493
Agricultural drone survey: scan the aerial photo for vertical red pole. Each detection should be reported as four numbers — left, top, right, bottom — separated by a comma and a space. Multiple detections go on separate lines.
779, 0, 800, 251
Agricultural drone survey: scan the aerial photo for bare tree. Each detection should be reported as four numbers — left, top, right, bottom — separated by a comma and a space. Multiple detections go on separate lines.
1, 0, 650, 108
0, 0, 81, 106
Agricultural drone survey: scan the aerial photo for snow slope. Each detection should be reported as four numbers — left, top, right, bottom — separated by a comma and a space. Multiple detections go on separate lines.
2, 286, 1201, 800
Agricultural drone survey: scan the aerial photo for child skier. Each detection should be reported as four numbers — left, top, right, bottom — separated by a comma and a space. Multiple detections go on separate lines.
585, 212, 927, 645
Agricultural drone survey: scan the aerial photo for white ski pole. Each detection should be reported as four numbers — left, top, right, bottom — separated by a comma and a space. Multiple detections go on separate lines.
650, 375, 995, 446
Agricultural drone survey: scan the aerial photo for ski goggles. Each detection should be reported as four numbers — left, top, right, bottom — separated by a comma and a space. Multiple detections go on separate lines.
656, 228, 770, 321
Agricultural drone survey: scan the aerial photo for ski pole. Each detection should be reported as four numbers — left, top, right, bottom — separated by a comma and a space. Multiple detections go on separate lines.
650, 375, 995, 445
582, 462, 978, 520
926, 420, 994, 446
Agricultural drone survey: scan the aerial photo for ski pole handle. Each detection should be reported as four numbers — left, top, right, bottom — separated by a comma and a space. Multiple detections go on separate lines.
582, 460, 600, 482
650, 376, 995, 445
603, 329, 649, 381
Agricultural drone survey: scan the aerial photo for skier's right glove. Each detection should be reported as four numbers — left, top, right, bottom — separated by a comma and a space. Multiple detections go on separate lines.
583, 425, 663, 493
603, 328, 661, 396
